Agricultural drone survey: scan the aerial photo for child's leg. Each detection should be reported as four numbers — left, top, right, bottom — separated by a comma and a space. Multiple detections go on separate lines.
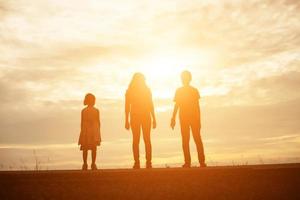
92, 147, 97, 165
83, 149, 88, 164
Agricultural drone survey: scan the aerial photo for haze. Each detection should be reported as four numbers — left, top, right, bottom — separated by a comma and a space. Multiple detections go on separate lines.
0, 0, 300, 169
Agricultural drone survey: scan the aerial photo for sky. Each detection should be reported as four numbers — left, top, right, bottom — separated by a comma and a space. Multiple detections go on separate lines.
0, 0, 300, 170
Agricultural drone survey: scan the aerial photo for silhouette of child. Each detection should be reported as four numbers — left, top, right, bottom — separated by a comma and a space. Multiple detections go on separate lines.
78, 93, 101, 170
171, 70, 206, 168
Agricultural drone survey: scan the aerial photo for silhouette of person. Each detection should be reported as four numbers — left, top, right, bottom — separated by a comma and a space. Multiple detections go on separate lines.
171, 71, 206, 168
78, 93, 101, 170
125, 73, 157, 169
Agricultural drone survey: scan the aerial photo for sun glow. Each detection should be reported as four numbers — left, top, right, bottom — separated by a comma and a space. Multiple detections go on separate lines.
138, 56, 185, 98
136, 49, 217, 98
140, 57, 184, 82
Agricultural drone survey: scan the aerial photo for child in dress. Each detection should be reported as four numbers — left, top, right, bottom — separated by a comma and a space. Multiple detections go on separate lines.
78, 93, 101, 170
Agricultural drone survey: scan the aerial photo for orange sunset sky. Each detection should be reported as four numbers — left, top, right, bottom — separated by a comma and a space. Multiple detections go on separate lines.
0, 0, 300, 169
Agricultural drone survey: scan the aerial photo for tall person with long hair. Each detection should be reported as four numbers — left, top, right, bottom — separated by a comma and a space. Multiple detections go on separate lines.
125, 73, 157, 169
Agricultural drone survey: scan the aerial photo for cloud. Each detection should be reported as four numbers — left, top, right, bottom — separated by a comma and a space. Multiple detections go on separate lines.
203, 68, 300, 107
0, 1, 10, 17
161, 0, 300, 67
1, 98, 300, 170
0, 0, 300, 168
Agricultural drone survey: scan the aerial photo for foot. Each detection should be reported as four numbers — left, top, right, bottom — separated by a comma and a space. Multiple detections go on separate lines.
82, 163, 88, 171
146, 162, 152, 169
133, 162, 140, 169
91, 163, 98, 170
200, 162, 207, 168
182, 163, 191, 168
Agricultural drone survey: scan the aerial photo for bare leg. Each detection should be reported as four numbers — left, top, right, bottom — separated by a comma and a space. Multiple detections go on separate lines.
83, 150, 88, 165
92, 147, 97, 165
91, 147, 98, 170
82, 149, 88, 170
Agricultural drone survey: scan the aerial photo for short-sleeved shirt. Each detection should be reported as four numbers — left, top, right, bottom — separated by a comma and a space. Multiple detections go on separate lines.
174, 86, 200, 120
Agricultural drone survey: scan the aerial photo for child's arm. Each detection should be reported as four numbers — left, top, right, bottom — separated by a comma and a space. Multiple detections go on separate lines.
97, 109, 101, 143
78, 110, 84, 145
97, 109, 101, 128
81, 110, 84, 131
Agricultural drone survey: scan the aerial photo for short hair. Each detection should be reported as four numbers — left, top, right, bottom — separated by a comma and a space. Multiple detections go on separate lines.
181, 70, 192, 82
84, 93, 96, 106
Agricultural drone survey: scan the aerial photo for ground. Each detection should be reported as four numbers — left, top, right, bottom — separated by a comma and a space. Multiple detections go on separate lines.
0, 163, 299, 200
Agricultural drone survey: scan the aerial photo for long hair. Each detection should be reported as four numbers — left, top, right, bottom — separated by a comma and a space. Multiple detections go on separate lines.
127, 72, 147, 92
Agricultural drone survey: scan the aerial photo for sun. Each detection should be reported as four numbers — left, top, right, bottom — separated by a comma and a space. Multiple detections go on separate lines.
130, 48, 217, 98
138, 48, 215, 81
136, 53, 191, 98
140, 57, 184, 82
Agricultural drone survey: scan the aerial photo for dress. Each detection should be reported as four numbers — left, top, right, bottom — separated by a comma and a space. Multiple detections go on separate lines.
78, 106, 101, 150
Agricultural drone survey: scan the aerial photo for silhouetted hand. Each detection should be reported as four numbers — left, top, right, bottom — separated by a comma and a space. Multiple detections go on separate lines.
170, 118, 176, 130
125, 120, 130, 130
153, 119, 157, 129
